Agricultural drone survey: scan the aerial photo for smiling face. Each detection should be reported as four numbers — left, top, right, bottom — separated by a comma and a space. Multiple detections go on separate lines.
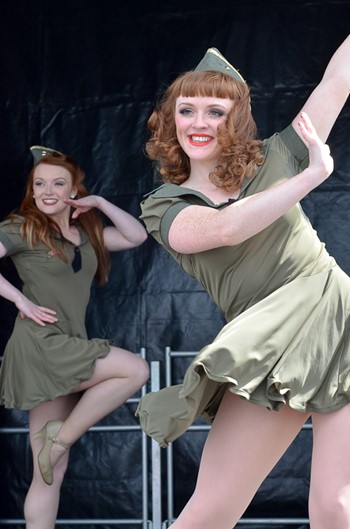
32, 163, 76, 222
175, 96, 233, 165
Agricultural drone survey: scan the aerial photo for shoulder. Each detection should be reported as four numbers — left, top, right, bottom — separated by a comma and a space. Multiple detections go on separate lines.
0, 216, 27, 254
141, 183, 214, 245
0, 215, 24, 228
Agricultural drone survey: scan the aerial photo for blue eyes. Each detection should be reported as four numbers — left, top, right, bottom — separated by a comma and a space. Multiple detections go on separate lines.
178, 108, 225, 118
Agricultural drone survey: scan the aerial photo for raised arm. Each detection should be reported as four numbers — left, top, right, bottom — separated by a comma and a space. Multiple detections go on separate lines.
168, 113, 333, 254
65, 196, 148, 252
292, 34, 350, 143
0, 242, 57, 326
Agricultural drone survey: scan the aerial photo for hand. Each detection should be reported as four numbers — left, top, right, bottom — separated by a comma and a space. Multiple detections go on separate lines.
16, 296, 57, 327
297, 112, 334, 184
64, 195, 101, 219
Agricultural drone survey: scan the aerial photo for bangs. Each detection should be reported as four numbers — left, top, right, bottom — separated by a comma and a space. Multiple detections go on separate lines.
172, 70, 243, 100
36, 155, 83, 186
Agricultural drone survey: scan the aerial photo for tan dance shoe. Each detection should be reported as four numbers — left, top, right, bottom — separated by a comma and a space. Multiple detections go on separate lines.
33, 419, 69, 485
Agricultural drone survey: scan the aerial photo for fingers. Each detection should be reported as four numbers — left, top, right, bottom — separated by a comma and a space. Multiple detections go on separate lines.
29, 315, 56, 326
35, 307, 57, 323
297, 113, 331, 159
39, 306, 56, 315
300, 111, 314, 130
30, 316, 47, 327
64, 198, 92, 218
71, 210, 81, 219
26, 306, 58, 326
297, 112, 316, 140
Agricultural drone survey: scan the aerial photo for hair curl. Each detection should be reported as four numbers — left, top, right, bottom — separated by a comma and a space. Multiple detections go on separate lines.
8, 152, 110, 284
146, 70, 264, 192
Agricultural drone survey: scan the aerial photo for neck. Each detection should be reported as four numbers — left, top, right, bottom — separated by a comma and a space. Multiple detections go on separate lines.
49, 212, 72, 232
190, 158, 217, 180
181, 162, 240, 203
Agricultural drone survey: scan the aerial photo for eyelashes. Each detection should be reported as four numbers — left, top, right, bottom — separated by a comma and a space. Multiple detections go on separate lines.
178, 108, 225, 117
34, 181, 66, 187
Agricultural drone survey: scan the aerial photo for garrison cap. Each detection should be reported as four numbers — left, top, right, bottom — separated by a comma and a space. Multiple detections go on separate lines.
30, 145, 64, 165
195, 47, 246, 84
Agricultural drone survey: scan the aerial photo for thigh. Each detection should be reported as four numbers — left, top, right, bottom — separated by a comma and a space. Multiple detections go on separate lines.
174, 391, 309, 529
72, 346, 146, 392
195, 390, 309, 504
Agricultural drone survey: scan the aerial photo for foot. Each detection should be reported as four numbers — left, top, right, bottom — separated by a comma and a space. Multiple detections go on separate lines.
33, 420, 69, 485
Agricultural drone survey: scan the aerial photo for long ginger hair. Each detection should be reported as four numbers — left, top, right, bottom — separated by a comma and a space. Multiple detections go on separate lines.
146, 70, 264, 192
9, 153, 110, 284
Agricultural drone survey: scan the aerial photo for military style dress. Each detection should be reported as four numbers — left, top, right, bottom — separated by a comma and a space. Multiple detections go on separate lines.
0, 220, 111, 410
136, 125, 350, 448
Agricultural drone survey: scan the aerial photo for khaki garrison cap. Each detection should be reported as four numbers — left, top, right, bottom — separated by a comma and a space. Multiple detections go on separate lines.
30, 145, 64, 165
195, 47, 246, 84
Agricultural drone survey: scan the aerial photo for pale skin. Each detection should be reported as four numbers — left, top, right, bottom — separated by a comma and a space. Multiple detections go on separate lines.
0, 164, 149, 529
165, 35, 350, 529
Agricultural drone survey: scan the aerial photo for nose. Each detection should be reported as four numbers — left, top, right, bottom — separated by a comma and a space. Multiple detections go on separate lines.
193, 112, 208, 128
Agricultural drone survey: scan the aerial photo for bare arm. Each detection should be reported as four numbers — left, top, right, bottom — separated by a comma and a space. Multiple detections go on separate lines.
292, 34, 350, 142
65, 196, 148, 252
0, 242, 57, 326
169, 113, 333, 254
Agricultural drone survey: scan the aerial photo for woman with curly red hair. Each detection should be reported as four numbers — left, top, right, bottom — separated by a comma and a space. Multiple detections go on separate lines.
137, 37, 350, 529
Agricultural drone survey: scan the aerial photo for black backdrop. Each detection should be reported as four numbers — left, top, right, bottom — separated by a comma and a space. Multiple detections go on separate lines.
0, 1, 350, 528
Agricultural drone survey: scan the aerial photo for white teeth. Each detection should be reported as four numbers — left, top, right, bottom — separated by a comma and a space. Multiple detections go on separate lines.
191, 136, 211, 143
43, 199, 57, 204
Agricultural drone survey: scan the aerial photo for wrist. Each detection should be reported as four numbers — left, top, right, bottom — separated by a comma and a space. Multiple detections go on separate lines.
94, 196, 106, 211
296, 168, 323, 194
13, 290, 24, 306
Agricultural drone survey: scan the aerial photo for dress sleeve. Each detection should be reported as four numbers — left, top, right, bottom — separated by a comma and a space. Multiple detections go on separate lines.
140, 193, 191, 247
0, 219, 27, 255
279, 124, 309, 170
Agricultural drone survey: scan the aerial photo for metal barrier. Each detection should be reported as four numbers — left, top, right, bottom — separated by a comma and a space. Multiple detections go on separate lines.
0, 347, 151, 528
163, 347, 311, 528
0, 347, 312, 529
151, 361, 162, 529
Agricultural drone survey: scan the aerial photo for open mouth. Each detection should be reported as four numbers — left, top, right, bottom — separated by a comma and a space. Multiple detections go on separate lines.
42, 199, 59, 205
188, 135, 213, 146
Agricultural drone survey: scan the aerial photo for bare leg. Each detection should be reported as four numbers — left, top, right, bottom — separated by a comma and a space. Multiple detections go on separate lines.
24, 394, 79, 529
61, 346, 148, 441
309, 404, 350, 529
169, 390, 308, 529
39, 346, 149, 472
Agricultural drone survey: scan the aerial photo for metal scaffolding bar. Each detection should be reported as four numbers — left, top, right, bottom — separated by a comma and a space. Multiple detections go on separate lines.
0, 347, 150, 529
164, 347, 311, 529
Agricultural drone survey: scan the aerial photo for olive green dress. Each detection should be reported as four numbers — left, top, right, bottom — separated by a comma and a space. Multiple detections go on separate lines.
136, 125, 350, 447
0, 219, 111, 410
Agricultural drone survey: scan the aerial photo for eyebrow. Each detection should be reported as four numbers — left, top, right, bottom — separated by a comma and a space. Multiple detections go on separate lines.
33, 177, 68, 182
176, 101, 230, 110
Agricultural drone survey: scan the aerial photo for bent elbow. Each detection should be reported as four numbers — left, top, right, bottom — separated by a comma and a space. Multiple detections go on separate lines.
134, 230, 148, 247
220, 222, 242, 247
140, 230, 148, 244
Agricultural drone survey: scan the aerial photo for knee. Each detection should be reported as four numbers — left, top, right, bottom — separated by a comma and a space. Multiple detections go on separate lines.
310, 490, 350, 528
135, 357, 149, 387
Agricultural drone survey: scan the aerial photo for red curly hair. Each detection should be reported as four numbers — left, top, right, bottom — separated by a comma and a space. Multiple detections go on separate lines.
9, 153, 110, 284
145, 70, 264, 192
